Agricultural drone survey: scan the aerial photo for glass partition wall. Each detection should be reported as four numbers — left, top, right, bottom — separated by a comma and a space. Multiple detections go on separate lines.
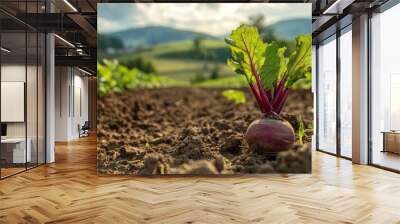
370, 3, 400, 171
0, 30, 27, 177
316, 25, 353, 159
0, 3, 46, 179
317, 35, 337, 154
339, 26, 352, 159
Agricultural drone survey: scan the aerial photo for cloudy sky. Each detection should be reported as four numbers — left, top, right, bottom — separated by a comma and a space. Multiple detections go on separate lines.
98, 3, 311, 36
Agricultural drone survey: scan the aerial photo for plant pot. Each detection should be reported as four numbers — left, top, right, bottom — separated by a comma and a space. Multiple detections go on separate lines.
245, 118, 295, 152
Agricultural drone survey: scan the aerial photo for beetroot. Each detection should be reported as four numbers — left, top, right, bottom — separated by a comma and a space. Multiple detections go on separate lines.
226, 25, 311, 152
245, 118, 295, 152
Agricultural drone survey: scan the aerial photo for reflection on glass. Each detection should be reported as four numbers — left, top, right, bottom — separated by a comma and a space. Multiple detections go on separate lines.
0, 1, 47, 179
318, 35, 337, 154
27, 31, 38, 169
371, 4, 400, 171
340, 27, 352, 158
1, 31, 27, 177
38, 33, 46, 165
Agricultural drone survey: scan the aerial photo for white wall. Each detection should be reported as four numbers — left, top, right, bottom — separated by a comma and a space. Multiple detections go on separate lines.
55, 67, 89, 141
1, 65, 27, 138
55, 66, 70, 141
1, 64, 25, 81
71, 73, 89, 138
1, 63, 46, 164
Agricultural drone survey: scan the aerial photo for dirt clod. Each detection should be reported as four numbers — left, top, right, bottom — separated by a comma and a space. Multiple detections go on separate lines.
139, 153, 170, 175
169, 160, 219, 175
220, 137, 242, 155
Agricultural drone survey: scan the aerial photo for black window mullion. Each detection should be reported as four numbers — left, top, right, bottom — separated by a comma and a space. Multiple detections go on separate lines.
336, 27, 341, 157
25, 0, 28, 171
36, 0, 39, 168
316, 45, 320, 151
44, 0, 48, 165
367, 11, 373, 165
44, 34, 47, 164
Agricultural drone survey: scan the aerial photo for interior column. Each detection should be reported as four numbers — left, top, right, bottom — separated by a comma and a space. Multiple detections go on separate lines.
352, 14, 369, 164
45, 1, 55, 163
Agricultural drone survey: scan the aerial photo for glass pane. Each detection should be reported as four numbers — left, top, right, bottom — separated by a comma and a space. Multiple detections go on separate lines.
371, 4, 400, 171
38, 33, 45, 165
27, 31, 38, 169
340, 27, 352, 158
26, 0, 39, 169
317, 35, 337, 154
312, 45, 317, 150
0, 1, 46, 178
1, 30, 27, 177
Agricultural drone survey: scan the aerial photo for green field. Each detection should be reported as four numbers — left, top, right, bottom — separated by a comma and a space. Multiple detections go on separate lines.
99, 37, 310, 92
113, 39, 235, 83
97, 58, 247, 97
194, 76, 247, 88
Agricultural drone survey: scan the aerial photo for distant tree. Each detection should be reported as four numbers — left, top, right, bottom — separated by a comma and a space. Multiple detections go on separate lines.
262, 27, 278, 43
120, 57, 157, 74
109, 37, 124, 49
208, 50, 216, 60
134, 43, 146, 52
247, 14, 295, 56
143, 62, 157, 74
210, 65, 220, 80
248, 14, 265, 33
193, 36, 202, 51
98, 34, 124, 50
193, 36, 207, 59
191, 73, 207, 84
202, 63, 209, 73
247, 14, 281, 44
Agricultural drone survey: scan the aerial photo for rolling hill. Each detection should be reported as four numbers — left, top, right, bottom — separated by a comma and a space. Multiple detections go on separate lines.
107, 26, 216, 49
115, 39, 233, 82
101, 18, 311, 83
104, 18, 311, 49
266, 18, 311, 40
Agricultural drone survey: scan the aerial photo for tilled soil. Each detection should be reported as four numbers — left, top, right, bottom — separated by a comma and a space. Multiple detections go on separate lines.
97, 87, 313, 175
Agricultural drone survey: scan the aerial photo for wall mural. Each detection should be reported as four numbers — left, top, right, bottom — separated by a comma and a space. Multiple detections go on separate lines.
97, 3, 313, 175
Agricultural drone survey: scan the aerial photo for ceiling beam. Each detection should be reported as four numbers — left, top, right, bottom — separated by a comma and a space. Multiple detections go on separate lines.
13, 13, 82, 32
55, 55, 96, 72
67, 13, 97, 46
312, 15, 335, 33
322, 0, 356, 14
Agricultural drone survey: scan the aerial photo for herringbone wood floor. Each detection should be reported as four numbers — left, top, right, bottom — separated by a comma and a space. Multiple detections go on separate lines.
1, 136, 400, 224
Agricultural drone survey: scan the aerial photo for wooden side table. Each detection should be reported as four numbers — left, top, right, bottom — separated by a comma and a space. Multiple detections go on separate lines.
381, 131, 400, 154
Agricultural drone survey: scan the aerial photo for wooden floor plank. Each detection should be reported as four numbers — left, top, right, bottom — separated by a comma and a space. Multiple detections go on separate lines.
0, 136, 399, 223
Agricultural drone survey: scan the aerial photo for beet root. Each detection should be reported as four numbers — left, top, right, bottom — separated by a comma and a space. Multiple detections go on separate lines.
245, 118, 295, 152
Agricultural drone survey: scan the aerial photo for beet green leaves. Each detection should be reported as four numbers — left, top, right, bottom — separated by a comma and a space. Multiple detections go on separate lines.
225, 25, 312, 116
